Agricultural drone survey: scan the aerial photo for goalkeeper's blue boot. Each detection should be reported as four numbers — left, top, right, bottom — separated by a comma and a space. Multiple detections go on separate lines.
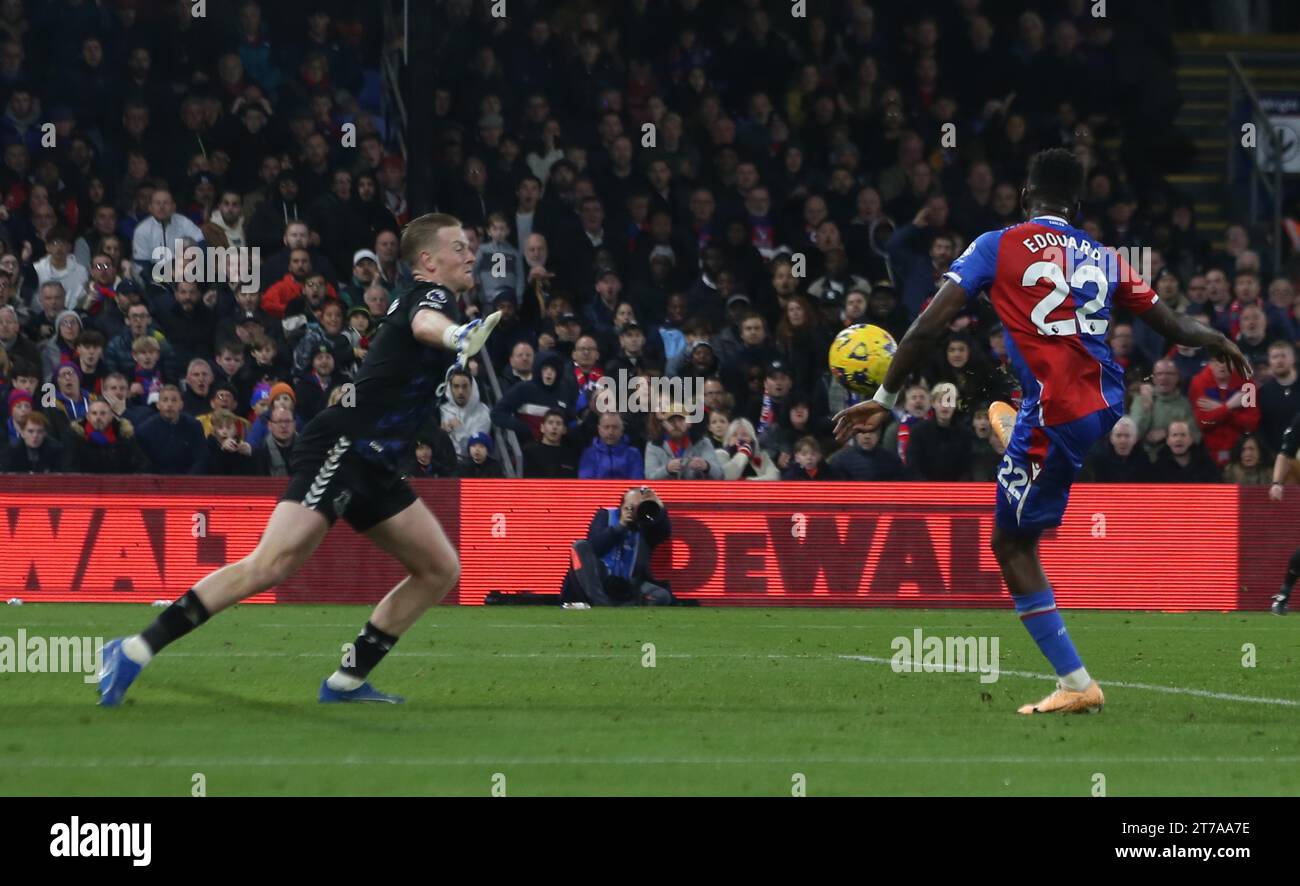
97, 638, 142, 707
318, 678, 405, 704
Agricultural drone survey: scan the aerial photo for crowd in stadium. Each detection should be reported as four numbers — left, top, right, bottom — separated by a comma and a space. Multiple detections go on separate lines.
0, 0, 1297, 485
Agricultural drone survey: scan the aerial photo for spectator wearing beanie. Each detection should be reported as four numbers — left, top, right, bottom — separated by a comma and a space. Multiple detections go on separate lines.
247, 382, 301, 448
293, 345, 340, 421
6, 388, 33, 444
244, 380, 273, 429
41, 309, 82, 383
251, 404, 298, 477
457, 431, 504, 478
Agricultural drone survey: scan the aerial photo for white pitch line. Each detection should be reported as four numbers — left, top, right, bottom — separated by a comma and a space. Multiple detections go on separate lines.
4, 755, 1300, 769
10, 646, 1290, 708
61, 649, 1300, 706
158, 651, 747, 659
840, 655, 1300, 707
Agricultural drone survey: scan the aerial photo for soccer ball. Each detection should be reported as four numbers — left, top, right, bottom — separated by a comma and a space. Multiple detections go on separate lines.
828, 324, 897, 397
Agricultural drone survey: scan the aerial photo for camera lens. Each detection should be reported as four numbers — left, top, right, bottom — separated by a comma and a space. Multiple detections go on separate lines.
635, 500, 661, 526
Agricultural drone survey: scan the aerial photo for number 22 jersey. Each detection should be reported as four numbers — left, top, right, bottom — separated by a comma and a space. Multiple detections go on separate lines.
944, 214, 1159, 428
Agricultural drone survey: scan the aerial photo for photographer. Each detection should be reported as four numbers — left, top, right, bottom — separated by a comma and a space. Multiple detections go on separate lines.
560, 486, 674, 607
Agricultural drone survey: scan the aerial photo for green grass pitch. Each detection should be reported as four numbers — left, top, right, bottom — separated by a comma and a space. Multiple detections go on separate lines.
1, 604, 1297, 796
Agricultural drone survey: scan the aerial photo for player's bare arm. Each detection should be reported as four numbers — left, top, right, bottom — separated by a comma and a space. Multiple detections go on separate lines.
1138, 300, 1251, 379
833, 280, 968, 442
1271, 453, 1290, 500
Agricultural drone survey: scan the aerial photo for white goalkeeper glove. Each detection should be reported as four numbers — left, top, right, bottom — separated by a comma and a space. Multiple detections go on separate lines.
441, 310, 502, 367
436, 310, 503, 398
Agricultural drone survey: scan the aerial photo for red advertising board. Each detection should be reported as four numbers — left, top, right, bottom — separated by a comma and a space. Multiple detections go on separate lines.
1, 476, 1292, 610
0, 477, 457, 605
460, 480, 1268, 609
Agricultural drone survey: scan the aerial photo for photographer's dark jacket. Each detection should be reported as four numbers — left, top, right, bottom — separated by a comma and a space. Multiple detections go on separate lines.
587, 505, 670, 585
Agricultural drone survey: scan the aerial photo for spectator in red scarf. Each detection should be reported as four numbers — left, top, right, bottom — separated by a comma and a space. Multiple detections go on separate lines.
206, 409, 256, 476
645, 403, 722, 480
881, 383, 932, 464
720, 417, 778, 480
66, 399, 149, 474
570, 334, 605, 417
781, 436, 843, 480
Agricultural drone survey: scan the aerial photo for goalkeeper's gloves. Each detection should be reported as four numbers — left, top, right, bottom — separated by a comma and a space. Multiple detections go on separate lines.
441, 310, 502, 368
436, 310, 503, 398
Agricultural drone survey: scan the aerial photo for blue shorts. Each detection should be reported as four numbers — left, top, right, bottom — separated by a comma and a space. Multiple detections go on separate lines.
994, 405, 1121, 535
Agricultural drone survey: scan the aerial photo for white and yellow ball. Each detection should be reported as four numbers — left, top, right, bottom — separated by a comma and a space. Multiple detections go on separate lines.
828, 323, 897, 397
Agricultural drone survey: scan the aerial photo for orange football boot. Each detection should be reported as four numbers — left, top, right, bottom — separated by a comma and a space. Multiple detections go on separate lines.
1017, 680, 1105, 714
989, 400, 1017, 450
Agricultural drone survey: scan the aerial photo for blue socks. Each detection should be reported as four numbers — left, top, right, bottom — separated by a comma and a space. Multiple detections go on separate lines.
1014, 588, 1084, 677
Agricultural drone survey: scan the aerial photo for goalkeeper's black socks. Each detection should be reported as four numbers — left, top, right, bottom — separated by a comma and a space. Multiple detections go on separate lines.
1276, 547, 1300, 604
326, 621, 400, 690
123, 589, 212, 664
